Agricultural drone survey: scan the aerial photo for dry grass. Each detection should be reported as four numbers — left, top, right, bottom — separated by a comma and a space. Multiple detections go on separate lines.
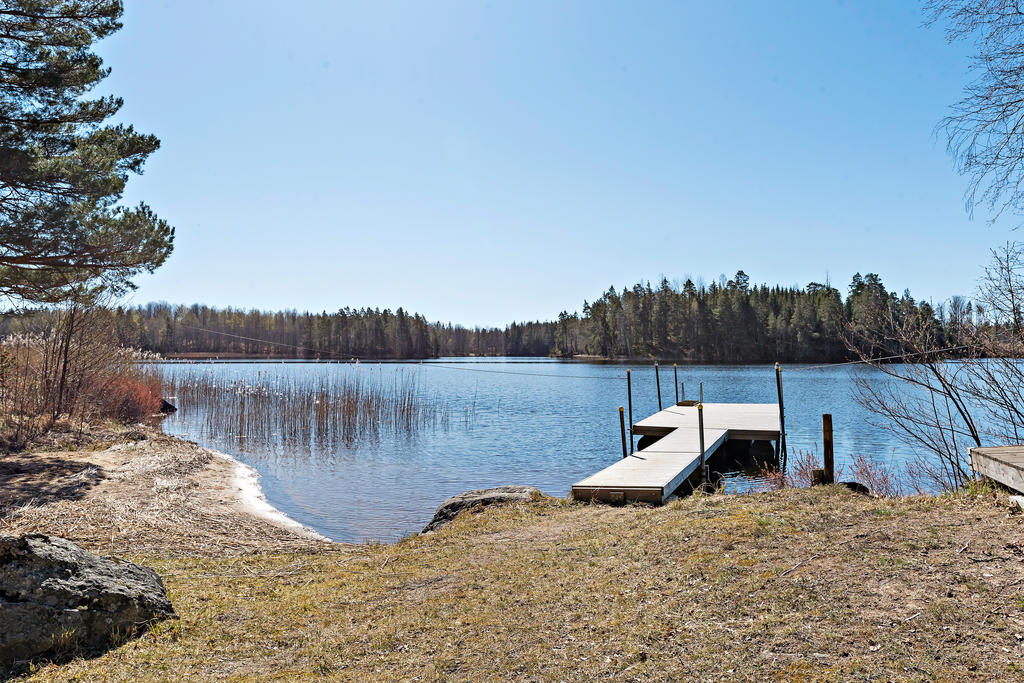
6, 465, 1024, 680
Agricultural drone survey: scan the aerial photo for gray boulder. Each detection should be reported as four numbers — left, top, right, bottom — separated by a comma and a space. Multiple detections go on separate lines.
422, 485, 543, 533
0, 534, 175, 665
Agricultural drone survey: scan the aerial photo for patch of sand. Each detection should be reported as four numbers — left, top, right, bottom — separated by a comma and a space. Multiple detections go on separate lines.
0, 428, 337, 557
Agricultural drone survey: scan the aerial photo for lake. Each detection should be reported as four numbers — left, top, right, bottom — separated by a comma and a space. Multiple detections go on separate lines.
158, 358, 915, 543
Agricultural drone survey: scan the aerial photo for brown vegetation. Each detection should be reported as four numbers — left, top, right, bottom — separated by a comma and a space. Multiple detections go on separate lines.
4, 426, 1024, 680
760, 448, 907, 498
0, 302, 164, 449
14, 488, 1024, 680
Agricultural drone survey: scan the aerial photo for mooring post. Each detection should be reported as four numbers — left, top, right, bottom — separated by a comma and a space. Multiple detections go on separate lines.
698, 402, 708, 484
699, 382, 704, 403
619, 406, 628, 459
655, 362, 662, 410
626, 370, 634, 453
822, 413, 834, 484
775, 362, 788, 469
680, 381, 685, 401
673, 364, 679, 403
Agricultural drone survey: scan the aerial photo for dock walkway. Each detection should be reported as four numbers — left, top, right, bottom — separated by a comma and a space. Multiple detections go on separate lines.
571, 402, 781, 504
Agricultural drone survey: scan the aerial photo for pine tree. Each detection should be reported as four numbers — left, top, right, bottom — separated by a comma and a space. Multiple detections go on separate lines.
0, 1, 173, 303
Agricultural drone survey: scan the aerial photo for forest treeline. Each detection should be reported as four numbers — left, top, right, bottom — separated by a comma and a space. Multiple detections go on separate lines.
97, 303, 551, 359
29, 270, 966, 363
559, 271, 958, 363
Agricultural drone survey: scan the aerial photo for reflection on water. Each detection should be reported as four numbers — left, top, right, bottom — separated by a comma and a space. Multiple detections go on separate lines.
158, 358, 921, 542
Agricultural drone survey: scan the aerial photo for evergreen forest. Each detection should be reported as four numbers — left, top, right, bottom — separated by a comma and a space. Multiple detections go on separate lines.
35, 270, 967, 363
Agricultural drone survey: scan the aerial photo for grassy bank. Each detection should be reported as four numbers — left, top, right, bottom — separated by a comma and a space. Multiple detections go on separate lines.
7, 455, 1024, 681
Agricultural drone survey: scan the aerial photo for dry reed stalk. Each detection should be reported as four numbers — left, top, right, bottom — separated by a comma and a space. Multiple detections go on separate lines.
161, 367, 457, 453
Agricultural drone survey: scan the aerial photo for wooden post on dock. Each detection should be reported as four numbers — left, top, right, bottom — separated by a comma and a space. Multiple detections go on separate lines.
619, 407, 628, 459
698, 402, 708, 484
655, 362, 662, 410
775, 363, 787, 468
673, 364, 679, 403
822, 413, 834, 484
626, 370, 634, 454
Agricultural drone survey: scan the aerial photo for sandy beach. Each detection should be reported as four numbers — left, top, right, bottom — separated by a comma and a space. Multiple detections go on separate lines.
0, 425, 334, 558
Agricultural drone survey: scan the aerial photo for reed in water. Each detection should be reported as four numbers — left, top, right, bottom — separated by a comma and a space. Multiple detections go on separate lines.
163, 366, 455, 452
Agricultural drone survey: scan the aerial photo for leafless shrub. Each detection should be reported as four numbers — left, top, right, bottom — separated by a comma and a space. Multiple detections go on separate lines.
786, 448, 820, 488
846, 242, 1024, 491
758, 448, 902, 497
926, 1, 1024, 221
0, 299, 163, 449
838, 453, 904, 497
759, 467, 787, 491
756, 448, 820, 491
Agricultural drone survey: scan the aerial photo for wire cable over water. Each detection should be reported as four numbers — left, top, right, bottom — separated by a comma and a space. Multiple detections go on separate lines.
172, 325, 626, 380
172, 324, 971, 379
176, 324, 375, 360
409, 362, 624, 380
784, 345, 971, 372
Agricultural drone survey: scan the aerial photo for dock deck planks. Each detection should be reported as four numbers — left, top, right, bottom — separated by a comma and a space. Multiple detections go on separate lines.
571, 402, 781, 504
970, 446, 1024, 493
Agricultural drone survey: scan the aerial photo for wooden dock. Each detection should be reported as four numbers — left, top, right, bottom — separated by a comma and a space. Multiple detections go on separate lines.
970, 446, 1024, 493
571, 402, 782, 504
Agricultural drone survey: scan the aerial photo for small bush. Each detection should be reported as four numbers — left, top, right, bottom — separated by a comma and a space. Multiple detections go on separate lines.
91, 375, 163, 422
840, 453, 903, 497
758, 447, 903, 497
757, 448, 821, 490
0, 303, 165, 447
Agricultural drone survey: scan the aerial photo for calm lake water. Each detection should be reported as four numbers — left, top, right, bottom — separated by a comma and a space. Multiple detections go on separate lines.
158, 358, 915, 543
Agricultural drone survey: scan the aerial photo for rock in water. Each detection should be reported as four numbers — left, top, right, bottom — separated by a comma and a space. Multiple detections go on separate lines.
0, 534, 175, 665
422, 485, 543, 533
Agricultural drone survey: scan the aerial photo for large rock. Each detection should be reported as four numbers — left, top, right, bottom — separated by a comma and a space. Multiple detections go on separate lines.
0, 534, 175, 665
422, 485, 543, 533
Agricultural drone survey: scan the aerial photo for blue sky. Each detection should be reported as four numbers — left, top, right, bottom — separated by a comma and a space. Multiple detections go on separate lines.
100, 1, 1003, 327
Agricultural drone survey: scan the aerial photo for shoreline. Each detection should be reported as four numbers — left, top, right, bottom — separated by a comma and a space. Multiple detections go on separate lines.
214, 449, 331, 542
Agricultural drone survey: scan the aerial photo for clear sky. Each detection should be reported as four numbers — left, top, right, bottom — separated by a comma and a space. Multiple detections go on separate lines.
99, 1, 1006, 327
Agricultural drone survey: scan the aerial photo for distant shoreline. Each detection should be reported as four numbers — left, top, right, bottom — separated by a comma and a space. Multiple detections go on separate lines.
158, 353, 826, 366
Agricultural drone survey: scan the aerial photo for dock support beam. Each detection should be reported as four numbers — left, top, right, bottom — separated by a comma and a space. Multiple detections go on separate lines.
626, 370, 634, 454
698, 402, 708, 484
619, 407, 628, 459
822, 413, 834, 484
775, 363, 787, 469
673, 364, 679, 403
655, 362, 662, 410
